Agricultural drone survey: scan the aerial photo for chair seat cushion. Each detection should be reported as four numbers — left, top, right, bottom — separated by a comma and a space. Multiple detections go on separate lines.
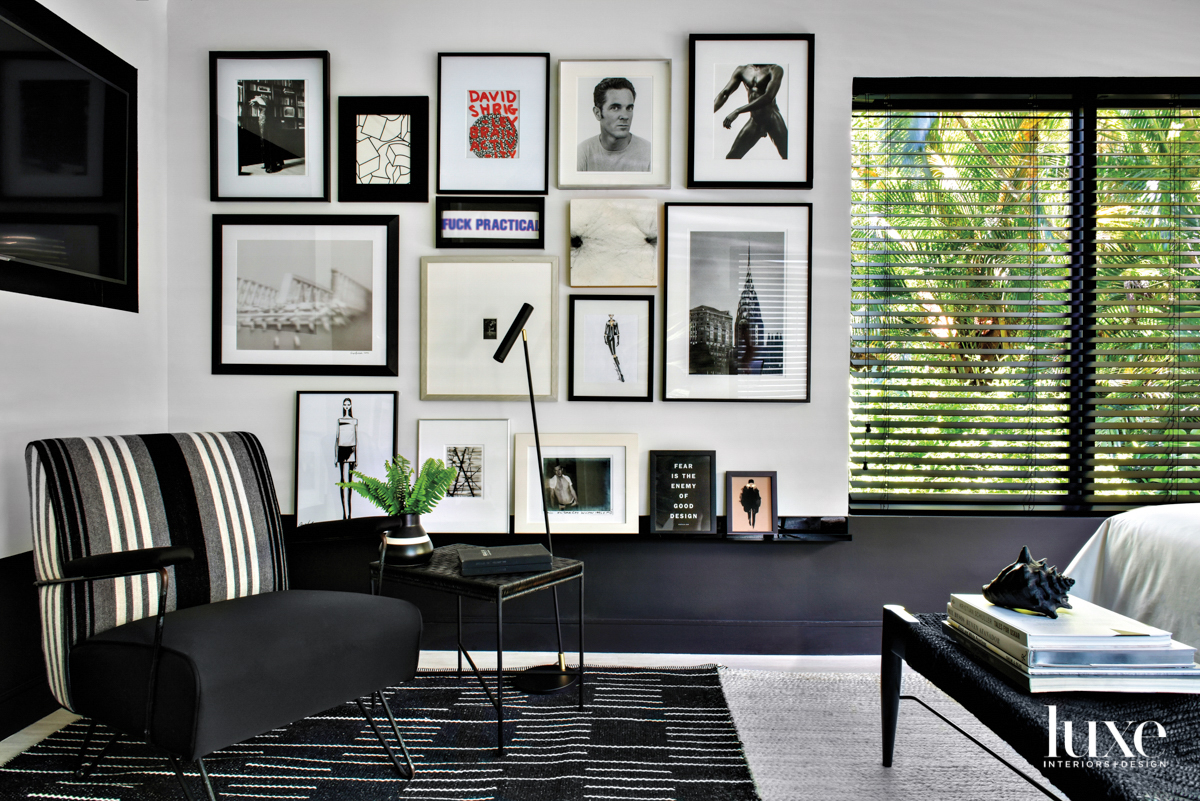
69, 589, 422, 761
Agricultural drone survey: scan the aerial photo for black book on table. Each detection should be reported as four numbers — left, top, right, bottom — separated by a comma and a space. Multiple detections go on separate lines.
459, 544, 552, 576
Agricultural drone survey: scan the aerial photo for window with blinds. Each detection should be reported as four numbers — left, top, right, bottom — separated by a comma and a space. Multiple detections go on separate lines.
851, 80, 1200, 514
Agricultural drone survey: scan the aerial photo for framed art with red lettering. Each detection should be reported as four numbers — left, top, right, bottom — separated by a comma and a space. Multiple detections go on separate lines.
436, 53, 549, 195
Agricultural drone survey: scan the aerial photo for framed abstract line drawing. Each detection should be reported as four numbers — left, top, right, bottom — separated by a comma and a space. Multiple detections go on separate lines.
209, 51, 330, 201
568, 294, 653, 402
417, 418, 511, 533
726, 470, 779, 537
294, 391, 397, 526
435, 196, 545, 249
663, 203, 811, 402
687, 34, 814, 189
337, 95, 428, 203
514, 433, 639, 534
420, 255, 558, 400
649, 450, 717, 535
558, 59, 670, 189
212, 214, 398, 375
436, 52, 549, 194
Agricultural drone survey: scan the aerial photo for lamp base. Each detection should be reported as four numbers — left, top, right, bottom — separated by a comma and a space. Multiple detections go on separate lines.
512, 664, 578, 695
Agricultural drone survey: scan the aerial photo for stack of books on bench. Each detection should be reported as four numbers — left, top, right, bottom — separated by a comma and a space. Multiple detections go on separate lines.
946, 594, 1200, 693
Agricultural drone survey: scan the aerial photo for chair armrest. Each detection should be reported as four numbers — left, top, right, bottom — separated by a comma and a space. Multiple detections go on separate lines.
63, 546, 194, 579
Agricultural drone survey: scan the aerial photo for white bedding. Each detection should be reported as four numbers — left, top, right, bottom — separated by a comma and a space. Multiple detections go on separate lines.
1066, 504, 1200, 649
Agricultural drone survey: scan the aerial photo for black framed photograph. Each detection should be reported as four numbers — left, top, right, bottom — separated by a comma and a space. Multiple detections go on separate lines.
663, 203, 811, 402
726, 470, 779, 537
687, 34, 814, 189
436, 52, 549, 194
557, 59, 671, 189
209, 51, 330, 201
337, 95, 428, 203
294, 391, 397, 525
435, 196, 544, 249
212, 214, 398, 375
568, 294, 653, 402
0, 1, 138, 312
650, 450, 717, 535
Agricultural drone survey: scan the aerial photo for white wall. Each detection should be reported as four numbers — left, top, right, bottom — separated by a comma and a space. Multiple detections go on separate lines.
162, 0, 1200, 520
0, 0, 168, 558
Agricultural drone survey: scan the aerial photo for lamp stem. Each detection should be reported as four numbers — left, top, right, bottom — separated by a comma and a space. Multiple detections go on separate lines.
522, 330, 565, 658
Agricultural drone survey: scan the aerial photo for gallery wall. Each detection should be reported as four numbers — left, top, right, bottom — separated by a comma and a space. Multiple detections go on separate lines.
161, 0, 1200, 523
0, 0, 169, 559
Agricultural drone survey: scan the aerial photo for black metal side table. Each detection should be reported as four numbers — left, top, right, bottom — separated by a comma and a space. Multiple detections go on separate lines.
369, 542, 584, 754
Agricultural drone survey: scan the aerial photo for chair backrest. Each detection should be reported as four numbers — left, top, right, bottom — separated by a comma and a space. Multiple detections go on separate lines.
25, 432, 288, 710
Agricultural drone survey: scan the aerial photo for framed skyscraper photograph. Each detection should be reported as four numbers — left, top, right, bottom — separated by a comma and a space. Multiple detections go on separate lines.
568, 294, 654, 402
662, 203, 811, 401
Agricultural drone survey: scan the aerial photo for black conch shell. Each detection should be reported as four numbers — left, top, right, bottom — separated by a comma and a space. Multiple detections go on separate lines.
982, 546, 1075, 619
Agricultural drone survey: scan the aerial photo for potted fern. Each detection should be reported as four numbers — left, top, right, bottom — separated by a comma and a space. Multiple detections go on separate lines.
336, 455, 457, 565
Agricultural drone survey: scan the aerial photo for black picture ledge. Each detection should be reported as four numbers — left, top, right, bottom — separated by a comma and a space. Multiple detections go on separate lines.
284, 515, 850, 545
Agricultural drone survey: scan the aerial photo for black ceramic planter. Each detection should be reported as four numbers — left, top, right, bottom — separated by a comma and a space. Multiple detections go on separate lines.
378, 514, 434, 566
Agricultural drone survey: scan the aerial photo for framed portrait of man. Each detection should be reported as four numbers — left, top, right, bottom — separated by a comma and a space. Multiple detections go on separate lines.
513, 433, 639, 534
687, 34, 814, 189
558, 59, 671, 189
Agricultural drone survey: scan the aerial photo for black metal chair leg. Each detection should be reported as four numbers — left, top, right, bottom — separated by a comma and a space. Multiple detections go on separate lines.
355, 692, 416, 780
75, 724, 120, 778
197, 756, 221, 801
74, 719, 97, 776
168, 755, 200, 801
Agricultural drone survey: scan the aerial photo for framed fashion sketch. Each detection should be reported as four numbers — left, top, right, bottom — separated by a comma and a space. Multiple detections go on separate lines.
294, 391, 397, 526
436, 52, 549, 194
212, 214, 399, 375
558, 59, 670, 189
514, 433, 639, 534
662, 202, 811, 401
420, 255, 558, 400
337, 95, 428, 203
435, 196, 545, 249
568, 294, 653, 402
725, 470, 778, 537
210, 51, 330, 201
687, 34, 813, 189
417, 419, 511, 533
649, 450, 717, 536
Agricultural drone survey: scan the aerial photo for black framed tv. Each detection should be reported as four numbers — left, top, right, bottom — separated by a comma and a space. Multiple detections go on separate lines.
0, 0, 137, 312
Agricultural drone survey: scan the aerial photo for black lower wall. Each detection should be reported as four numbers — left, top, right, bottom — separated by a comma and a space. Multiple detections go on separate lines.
0, 515, 1102, 740
0, 551, 57, 740
286, 515, 1102, 655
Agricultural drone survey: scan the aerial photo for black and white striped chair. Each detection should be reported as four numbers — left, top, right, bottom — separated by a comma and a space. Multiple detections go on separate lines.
26, 432, 422, 800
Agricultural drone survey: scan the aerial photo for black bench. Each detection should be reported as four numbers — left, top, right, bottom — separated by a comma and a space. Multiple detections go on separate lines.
882, 605, 1200, 801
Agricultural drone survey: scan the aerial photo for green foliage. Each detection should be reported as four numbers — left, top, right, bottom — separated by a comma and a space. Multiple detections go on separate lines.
336, 455, 458, 516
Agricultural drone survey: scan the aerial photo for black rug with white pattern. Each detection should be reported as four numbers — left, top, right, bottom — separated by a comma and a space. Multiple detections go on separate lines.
0, 666, 759, 800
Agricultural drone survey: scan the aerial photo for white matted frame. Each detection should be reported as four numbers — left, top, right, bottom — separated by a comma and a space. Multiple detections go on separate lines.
687, 34, 813, 189
213, 214, 398, 375
663, 202, 811, 401
420, 256, 558, 400
514, 433, 638, 534
294, 391, 397, 526
558, 59, 671, 189
437, 52, 549, 194
418, 419, 511, 533
568, 294, 653, 402
210, 51, 330, 201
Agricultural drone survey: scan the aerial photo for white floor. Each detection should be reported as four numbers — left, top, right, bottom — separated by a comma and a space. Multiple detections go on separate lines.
0, 652, 888, 767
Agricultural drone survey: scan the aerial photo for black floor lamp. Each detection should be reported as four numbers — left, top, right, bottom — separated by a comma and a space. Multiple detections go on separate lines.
493, 303, 577, 694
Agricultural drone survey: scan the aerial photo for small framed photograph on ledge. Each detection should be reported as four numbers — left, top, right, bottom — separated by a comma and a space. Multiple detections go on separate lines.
725, 470, 778, 538
649, 450, 717, 535
417, 418, 511, 533
514, 433, 639, 534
